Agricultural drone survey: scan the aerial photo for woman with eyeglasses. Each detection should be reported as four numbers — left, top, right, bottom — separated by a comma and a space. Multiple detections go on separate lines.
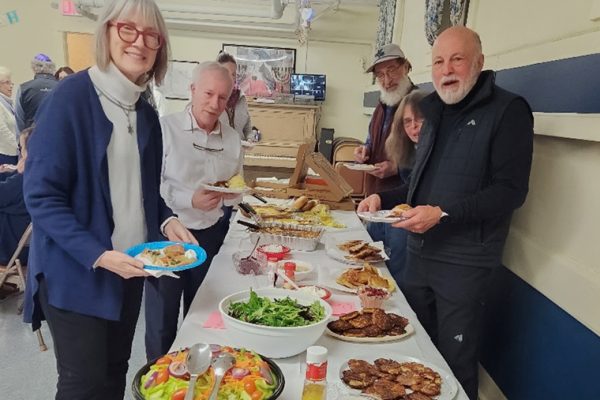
22, 1, 196, 398
359, 90, 426, 284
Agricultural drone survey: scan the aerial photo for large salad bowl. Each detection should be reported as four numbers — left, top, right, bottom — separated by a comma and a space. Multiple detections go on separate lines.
219, 287, 333, 358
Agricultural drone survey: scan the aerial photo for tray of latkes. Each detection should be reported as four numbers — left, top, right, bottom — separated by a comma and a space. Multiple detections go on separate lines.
335, 264, 396, 293
248, 221, 324, 251
326, 308, 414, 343
339, 356, 458, 400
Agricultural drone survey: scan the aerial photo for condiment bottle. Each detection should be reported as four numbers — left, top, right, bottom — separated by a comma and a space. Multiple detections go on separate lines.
267, 256, 278, 287
301, 346, 327, 400
282, 262, 296, 289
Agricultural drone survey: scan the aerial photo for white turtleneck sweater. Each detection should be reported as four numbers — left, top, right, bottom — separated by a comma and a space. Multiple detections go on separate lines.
88, 63, 147, 252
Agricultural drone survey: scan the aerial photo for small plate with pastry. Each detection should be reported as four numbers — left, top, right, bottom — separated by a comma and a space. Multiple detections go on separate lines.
326, 239, 389, 264
357, 204, 412, 224
201, 174, 250, 194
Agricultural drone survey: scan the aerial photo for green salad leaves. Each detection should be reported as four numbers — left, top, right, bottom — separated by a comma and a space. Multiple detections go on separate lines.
228, 289, 325, 327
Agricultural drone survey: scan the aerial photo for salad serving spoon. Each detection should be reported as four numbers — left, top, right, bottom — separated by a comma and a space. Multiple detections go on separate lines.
184, 343, 212, 400
208, 352, 236, 400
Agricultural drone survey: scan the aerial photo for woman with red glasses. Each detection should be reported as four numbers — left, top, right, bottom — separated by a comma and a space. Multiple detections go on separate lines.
22, 0, 196, 398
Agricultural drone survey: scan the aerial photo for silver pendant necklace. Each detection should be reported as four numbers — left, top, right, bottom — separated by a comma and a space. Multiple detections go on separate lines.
94, 84, 136, 134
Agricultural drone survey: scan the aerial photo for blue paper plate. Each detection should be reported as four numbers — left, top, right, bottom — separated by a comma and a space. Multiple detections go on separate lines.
125, 241, 207, 272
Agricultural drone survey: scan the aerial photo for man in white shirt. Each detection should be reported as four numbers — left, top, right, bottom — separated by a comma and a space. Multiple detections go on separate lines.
145, 61, 243, 360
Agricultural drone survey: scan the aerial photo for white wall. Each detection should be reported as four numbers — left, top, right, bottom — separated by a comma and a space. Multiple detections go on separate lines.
394, 0, 600, 336
0, 0, 375, 141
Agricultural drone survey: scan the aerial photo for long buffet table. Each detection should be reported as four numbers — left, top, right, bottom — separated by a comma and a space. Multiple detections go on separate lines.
171, 203, 468, 399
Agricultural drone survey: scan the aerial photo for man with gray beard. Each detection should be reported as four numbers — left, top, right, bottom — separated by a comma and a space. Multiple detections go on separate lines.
358, 26, 534, 399
354, 43, 416, 195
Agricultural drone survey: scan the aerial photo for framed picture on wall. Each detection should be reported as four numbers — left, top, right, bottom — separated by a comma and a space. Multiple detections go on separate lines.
222, 44, 296, 98
161, 60, 199, 100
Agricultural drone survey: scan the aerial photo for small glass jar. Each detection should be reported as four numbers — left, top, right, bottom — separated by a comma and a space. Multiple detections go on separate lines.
282, 262, 296, 289
358, 286, 390, 309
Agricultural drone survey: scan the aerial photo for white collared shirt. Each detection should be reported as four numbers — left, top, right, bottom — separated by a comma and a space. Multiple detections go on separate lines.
160, 105, 243, 230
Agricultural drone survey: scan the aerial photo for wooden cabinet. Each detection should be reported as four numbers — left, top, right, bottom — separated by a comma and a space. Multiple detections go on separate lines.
244, 102, 320, 169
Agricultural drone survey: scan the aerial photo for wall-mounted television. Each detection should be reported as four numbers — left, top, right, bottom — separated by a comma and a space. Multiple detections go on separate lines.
290, 73, 326, 101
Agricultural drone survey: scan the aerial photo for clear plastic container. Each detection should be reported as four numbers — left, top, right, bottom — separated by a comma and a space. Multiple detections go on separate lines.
232, 251, 267, 275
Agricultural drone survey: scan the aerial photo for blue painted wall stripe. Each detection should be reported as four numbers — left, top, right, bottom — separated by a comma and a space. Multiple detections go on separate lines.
481, 266, 600, 399
410, 53, 600, 113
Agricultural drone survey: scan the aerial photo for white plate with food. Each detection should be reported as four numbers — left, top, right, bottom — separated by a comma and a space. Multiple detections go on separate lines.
343, 163, 377, 172
276, 259, 314, 281
331, 264, 396, 293
339, 355, 458, 400
201, 184, 250, 194
325, 239, 389, 265
357, 210, 408, 224
326, 308, 414, 343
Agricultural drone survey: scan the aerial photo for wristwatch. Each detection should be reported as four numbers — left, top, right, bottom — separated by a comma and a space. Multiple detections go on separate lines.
439, 211, 450, 224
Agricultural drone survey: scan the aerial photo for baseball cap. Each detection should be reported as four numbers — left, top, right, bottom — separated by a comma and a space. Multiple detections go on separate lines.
34, 53, 52, 63
365, 43, 406, 73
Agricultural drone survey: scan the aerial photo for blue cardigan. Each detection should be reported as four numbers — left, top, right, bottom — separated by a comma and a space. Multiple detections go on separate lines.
0, 173, 30, 264
23, 70, 172, 324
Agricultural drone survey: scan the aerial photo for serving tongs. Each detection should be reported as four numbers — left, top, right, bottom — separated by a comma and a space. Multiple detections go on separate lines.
238, 202, 263, 226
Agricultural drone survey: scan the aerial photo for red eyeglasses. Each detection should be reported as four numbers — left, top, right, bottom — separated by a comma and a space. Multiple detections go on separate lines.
109, 22, 163, 50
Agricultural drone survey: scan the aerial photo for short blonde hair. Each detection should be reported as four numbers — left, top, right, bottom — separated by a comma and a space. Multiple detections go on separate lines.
95, 0, 170, 85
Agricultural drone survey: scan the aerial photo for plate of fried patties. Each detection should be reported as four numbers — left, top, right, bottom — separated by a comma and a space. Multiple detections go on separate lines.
326, 308, 414, 343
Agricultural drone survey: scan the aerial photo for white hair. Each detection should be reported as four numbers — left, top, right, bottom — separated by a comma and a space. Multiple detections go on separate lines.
0, 66, 10, 81
192, 61, 233, 88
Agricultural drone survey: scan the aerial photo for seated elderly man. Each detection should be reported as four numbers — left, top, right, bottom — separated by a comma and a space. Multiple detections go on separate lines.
144, 61, 243, 360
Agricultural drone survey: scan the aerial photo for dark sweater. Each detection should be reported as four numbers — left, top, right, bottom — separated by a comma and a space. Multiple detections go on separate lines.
379, 71, 533, 267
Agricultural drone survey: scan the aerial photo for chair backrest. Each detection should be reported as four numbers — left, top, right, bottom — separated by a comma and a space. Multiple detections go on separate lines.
4, 223, 32, 268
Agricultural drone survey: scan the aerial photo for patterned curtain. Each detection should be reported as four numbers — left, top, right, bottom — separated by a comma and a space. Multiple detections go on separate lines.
376, 0, 397, 48
425, 0, 469, 45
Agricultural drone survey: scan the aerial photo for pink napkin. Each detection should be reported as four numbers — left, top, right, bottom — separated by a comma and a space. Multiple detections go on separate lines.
329, 301, 357, 316
202, 311, 225, 329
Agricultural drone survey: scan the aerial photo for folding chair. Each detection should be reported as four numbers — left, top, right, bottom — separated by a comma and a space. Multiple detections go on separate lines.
0, 223, 47, 351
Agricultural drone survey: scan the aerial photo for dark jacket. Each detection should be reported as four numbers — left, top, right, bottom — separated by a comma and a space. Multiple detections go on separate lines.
0, 173, 30, 264
15, 73, 58, 132
23, 70, 173, 324
380, 71, 533, 267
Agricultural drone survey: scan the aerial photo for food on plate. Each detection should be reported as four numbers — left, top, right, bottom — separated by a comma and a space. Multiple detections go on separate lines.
246, 202, 344, 228
291, 195, 310, 211
358, 286, 390, 309
211, 174, 246, 189
327, 308, 409, 338
135, 244, 196, 267
261, 244, 285, 253
227, 174, 246, 189
297, 285, 331, 300
138, 346, 279, 399
336, 264, 396, 292
341, 358, 442, 399
227, 289, 326, 327
337, 240, 385, 263
390, 203, 412, 217
254, 226, 322, 239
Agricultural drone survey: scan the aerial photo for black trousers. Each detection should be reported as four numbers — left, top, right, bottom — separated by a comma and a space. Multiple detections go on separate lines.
38, 277, 143, 400
144, 219, 228, 361
401, 251, 494, 400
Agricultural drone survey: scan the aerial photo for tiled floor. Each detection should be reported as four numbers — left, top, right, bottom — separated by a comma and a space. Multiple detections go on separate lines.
0, 292, 149, 400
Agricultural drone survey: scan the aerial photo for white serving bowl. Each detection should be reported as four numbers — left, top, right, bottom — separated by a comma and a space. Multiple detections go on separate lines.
219, 287, 332, 358
276, 259, 314, 282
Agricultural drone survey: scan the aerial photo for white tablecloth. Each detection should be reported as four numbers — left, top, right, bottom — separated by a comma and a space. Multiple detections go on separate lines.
171, 204, 468, 399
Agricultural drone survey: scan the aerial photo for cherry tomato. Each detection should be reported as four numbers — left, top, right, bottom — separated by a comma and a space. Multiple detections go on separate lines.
171, 388, 187, 400
244, 379, 257, 394
155, 368, 170, 384
155, 356, 172, 365
251, 390, 263, 400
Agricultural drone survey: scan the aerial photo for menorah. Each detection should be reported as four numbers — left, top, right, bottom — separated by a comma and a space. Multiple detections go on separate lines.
272, 66, 293, 93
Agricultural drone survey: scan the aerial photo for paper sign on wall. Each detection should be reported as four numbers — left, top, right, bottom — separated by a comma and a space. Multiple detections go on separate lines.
0, 10, 19, 27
